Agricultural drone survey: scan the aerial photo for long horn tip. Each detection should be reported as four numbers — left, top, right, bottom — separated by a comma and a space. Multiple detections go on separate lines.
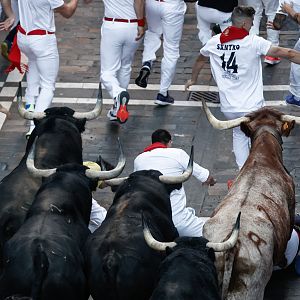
235, 212, 241, 230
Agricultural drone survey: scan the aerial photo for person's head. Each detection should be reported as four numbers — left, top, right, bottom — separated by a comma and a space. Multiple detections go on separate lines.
151, 129, 172, 147
231, 6, 255, 32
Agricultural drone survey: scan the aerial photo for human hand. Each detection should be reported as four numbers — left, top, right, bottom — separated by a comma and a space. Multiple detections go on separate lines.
202, 175, 217, 186
135, 26, 145, 41
0, 16, 15, 31
266, 20, 276, 30
281, 2, 293, 14
185, 79, 195, 91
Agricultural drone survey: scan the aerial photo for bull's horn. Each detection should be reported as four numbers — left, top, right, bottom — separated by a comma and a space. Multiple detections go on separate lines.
206, 212, 241, 252
159, 145, 194, 184
73, 82, 103, 120
202, 99, 249, 130
26, 138, 57, 178
281, 114, 300, 125
142, 213, 177, 251
85, 137, 126, 180
104, 177, 128, 186
17, 82, 46, 120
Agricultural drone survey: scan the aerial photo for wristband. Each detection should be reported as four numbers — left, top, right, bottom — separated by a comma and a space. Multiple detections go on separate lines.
137, 19, 145, 27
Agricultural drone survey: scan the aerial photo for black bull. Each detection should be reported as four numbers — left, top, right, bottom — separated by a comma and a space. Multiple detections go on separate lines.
0, 107, 87, 263
149, 236, 220, 300
84, 170, 180, 300
0, 164, 98, 300
0, 81, 103, 264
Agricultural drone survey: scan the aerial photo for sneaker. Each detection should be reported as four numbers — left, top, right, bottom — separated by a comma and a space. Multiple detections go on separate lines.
106, 109, 118, 121
227, 179, 234, 190
285, 94, 300, 107
25, 103, 35, 112
264, 56, 281, 65
1, 40, 11, 60
115, 91, 130, 123
135, 61, 152, 88
154, 92, 174, 106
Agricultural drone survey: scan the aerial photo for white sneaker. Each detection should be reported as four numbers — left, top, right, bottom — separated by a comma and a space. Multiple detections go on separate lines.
107, 109, 117, 121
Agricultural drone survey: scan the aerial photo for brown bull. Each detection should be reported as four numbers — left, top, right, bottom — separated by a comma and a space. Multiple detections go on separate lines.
201, 100, 297, 300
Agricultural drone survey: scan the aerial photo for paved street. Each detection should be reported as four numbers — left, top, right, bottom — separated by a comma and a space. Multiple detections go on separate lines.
1, 1, 300, 298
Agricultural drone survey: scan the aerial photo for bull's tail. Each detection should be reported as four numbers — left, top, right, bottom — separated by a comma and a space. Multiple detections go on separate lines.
31, 243, 49, 300
102, 249, 120, 284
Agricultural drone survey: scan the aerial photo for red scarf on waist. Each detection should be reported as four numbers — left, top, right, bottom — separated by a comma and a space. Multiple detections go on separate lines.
5, 26, 28, 74
220, 26, 249, 44
143, 142, 167, 153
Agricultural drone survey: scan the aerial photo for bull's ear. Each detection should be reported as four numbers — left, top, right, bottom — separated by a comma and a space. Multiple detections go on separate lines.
240, 122, 253, 137
281, 121, 295, 137
206, 247, 216, 261
75, 118, 87, 133
166, 246, 174, 255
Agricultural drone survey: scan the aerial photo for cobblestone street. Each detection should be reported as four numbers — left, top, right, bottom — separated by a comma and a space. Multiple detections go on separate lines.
1, 1, 300, 298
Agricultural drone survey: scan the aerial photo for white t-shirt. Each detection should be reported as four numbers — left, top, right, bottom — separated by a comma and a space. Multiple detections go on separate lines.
103, 0, 137, 19
18, 0, 64, 32
277, 0, 300, 15
200, 34, 271, 113
134, 148, 209, 223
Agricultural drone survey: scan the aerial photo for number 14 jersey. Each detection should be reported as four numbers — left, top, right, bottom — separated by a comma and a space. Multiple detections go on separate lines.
200, 34, 272, 113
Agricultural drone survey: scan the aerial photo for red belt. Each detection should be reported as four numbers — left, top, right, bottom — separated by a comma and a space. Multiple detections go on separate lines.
104, 17, 138, 23
18, 25, 54, 35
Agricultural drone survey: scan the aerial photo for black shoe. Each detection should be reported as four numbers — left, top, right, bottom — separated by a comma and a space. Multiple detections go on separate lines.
135, 67, 150, 88
154, 92, 174, 106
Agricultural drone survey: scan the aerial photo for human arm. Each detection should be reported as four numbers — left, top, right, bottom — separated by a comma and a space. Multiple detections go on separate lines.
281, 2, 300, 24
0, 0, 15, 31
185, 54, 207, 91
134, 0, 145, 41
179, 150, 216, 186
55, 0, 79, 19
266, 46, 300, 64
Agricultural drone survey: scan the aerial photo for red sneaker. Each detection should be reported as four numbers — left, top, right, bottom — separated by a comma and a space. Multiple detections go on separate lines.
227, 179, 234, 190
116, 91, 130, 124
264, 56, 281, 65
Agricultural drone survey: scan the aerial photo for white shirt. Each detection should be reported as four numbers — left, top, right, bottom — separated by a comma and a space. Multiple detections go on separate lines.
277, 0, 300, 15
103, 0, 137, 19
18, 0, 64, 32
134, 148, 209, 224
200, 34, 272, 113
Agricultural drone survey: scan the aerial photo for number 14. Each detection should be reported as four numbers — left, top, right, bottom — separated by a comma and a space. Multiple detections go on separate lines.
220, 52, 238, 73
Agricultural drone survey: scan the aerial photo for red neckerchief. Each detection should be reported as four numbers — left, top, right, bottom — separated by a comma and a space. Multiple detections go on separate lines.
5, 25, 28, 74
143, 142, 167, 153
220, 26, 249, 44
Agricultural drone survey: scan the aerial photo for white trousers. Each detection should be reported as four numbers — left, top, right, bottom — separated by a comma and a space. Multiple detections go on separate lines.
274, 229, 299, 270
89, 199, 107, 233
142, 0, 186, 94
223, 111, 251, 170
17, 33, 59, 114
174, 207, 208, 237
100, 21, 140, 99
242, 0, 279, 45
289, 38, 300, 97
195, 5, 232, 46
